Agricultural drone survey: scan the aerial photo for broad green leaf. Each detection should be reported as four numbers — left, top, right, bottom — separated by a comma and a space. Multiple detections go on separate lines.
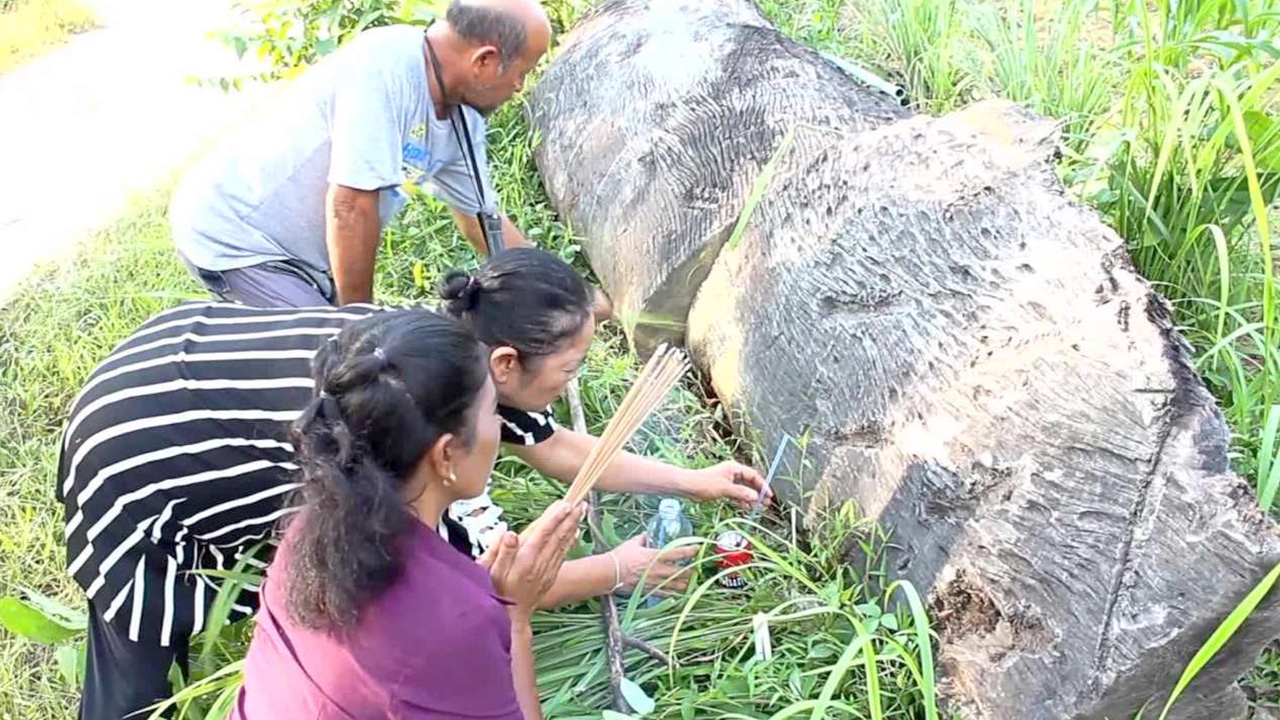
809, 619, 877, 720
397, 0, 448, 22
620, 678, 656, 716
718, 674, 750, 697
819, 581, 842, 607
566, 537, 594, 561
1258, 405, 1280, 511
1242, 109, 1280, 166
601, 512, 624, 548
19, 588, 87, 631
0, 597, 83, 644
808, 643, 838, 660
1261, 450, 1280, 513
789, 667, 804, 696
55, 642, 85, 688
888, 581, 939, 720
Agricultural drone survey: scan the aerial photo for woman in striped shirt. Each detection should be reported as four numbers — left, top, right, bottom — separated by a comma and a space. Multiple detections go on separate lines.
58, 248, 766, 719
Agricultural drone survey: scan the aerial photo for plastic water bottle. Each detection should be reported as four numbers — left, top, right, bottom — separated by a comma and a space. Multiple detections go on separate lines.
644, 498, 693, 607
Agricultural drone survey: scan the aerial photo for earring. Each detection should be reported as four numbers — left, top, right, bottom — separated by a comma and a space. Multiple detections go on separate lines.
447, 471, 458, 486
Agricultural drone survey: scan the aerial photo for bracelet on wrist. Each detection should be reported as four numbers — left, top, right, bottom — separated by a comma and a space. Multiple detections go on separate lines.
607, 550, 624, 592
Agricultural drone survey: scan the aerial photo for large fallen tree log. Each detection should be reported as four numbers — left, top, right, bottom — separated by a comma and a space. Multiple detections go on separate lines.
528, 0, 907, 350
528, 2, 1280, 719
687, 101, 1280, 720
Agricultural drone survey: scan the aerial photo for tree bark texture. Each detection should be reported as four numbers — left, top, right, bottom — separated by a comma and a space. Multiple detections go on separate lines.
529, 0, 907, 352
528, 2, 1280, 719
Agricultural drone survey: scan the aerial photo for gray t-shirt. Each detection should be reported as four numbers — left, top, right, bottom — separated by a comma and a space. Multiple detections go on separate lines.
170, 24, 498, 273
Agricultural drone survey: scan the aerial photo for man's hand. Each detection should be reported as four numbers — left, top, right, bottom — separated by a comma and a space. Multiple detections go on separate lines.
326, 184, 381, 305
591, 285, 613, 322
450, 209, 532, 256
612, 533, 697, 595
683, 461, 771, 509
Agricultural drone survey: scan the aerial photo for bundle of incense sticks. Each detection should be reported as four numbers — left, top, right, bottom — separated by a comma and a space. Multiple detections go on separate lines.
562, 344, 690, 506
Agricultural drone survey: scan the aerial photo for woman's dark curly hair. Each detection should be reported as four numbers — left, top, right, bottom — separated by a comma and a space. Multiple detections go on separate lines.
284, 309, 487, 630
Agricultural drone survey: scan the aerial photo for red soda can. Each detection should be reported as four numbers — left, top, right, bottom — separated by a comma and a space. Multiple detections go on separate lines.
713, 530, 753, 589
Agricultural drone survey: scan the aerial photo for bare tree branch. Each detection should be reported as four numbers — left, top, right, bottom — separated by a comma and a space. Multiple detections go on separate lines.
565, 377, 670, 713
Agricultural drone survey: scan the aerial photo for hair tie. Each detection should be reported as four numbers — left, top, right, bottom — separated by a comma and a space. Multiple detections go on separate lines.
373, 347, 387, 362
318, 390, 335, 400
464, 276, 482, 310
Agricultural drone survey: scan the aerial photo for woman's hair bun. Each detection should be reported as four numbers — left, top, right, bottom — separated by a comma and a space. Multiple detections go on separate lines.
439, 270, 480, 311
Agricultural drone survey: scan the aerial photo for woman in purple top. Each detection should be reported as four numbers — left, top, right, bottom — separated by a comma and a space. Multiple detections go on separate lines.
232, 309, 585, 719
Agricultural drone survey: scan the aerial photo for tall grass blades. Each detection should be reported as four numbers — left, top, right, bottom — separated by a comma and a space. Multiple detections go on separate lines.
537, 506, 943, 720
1156, 559, 1280, 720
0, 195, 198, 720
1092, 5, 1280, 448
0, 0, 97, 74
3, 0, 1278, 718
970, 0, 1119, 153
845, 0, 973, 112
754, 0, 849, 55
1259, 405, 1280, 512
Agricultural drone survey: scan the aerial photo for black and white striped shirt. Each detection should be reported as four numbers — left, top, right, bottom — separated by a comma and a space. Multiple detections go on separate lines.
56, 302, 556, 646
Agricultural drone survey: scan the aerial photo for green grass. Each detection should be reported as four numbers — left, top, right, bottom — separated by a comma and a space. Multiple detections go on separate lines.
0, 194, 202, 719
4, 0, 1279, 718
1152, 560, 1280, 720
0, 0, 97, 74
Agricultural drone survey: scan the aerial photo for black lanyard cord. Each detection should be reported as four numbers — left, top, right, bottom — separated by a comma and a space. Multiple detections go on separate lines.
424, 30, 494, 224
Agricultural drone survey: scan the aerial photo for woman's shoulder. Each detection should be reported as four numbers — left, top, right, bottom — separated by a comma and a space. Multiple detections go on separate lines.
377, 523, 504, 617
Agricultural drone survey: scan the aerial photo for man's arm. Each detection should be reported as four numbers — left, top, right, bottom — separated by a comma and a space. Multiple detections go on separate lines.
326, 184, 382, 305
452, 209, 614, 318
450, 208, 532, 256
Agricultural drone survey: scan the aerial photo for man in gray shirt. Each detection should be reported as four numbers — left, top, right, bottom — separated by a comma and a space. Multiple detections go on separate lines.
170, 0, 549, 308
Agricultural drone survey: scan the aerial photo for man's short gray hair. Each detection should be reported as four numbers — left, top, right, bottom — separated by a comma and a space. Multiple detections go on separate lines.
447, 2, 528, 63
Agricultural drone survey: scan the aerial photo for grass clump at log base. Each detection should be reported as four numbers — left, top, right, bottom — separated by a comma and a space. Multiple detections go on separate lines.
0, 0, 1278, 718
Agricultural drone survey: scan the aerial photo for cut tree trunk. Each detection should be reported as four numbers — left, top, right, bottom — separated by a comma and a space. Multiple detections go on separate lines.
528, 0, 907, 353
528, 2, 1280, 719
687, 100, 1280, 720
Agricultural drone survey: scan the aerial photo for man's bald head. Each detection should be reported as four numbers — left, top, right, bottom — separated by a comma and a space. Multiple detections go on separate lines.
445, 0, 551, 66
438, 0, 551, 114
